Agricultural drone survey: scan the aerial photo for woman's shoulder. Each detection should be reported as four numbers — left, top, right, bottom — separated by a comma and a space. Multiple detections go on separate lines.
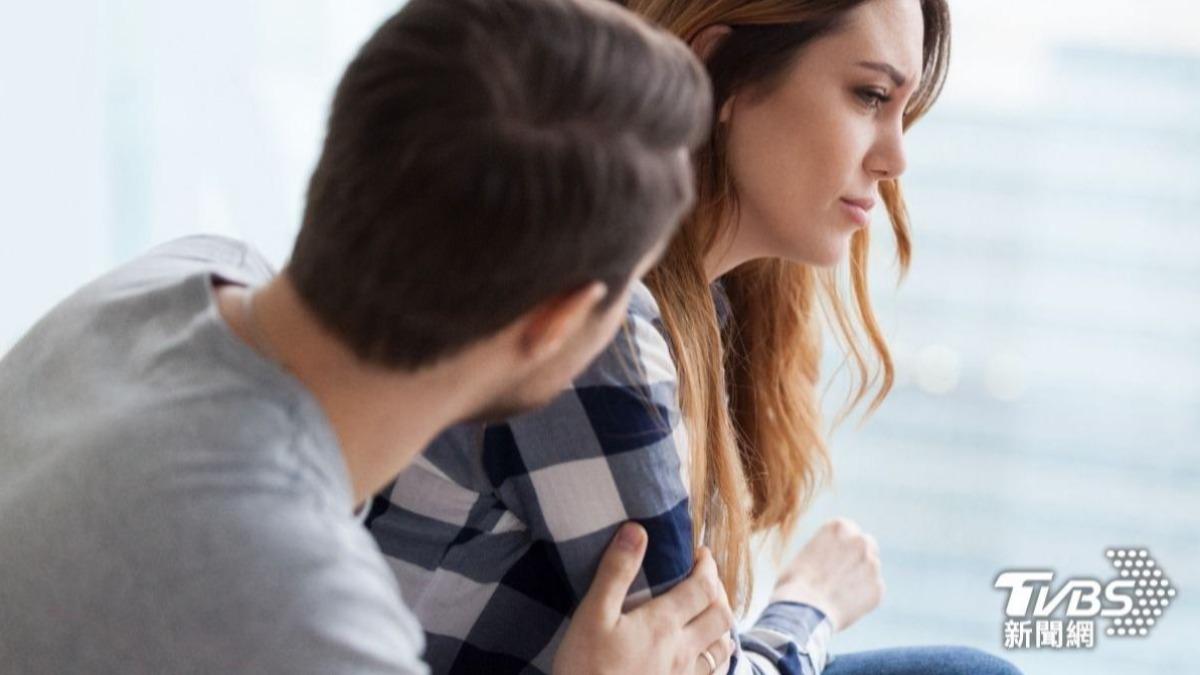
626, 278, 731, 333
577, 280, 676, 391
626, 279, 663, 325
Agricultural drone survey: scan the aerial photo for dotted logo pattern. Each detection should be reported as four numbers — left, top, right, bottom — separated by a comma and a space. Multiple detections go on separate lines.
1104, 548, 1175, 638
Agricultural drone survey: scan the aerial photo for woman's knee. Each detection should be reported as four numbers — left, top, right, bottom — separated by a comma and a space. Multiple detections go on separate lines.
935, 646, 1023, 675
825, 644, 1023, 675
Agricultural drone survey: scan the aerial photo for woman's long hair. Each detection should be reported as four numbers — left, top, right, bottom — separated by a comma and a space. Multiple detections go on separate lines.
622, 0, 951, 608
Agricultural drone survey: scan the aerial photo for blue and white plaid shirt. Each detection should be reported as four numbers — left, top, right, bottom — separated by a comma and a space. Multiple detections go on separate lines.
367, 281, 833, 674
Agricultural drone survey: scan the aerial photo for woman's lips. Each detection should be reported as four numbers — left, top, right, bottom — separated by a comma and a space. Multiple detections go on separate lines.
840, 198, 874, 226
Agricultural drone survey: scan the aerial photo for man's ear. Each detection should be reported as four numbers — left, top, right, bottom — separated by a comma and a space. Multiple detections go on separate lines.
689, 24, 736, 124
689, 24, 732, 63
517, 281, 608, 362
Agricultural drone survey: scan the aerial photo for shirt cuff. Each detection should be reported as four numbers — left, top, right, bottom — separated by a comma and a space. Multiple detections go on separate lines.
751, 601, 834, 673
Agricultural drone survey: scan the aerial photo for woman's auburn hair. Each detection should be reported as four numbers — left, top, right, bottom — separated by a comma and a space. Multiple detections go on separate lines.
622, 0, 951, 609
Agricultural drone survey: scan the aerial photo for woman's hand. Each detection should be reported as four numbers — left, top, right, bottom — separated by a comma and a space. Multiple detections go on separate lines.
554, 523, 736, 675
769, 517, 885, 632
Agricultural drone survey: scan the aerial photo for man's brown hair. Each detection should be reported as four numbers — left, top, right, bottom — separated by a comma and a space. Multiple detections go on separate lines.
288, 0, 711, 370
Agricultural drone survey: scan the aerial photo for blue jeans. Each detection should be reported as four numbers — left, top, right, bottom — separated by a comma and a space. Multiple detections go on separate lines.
824, 646, 1023, 675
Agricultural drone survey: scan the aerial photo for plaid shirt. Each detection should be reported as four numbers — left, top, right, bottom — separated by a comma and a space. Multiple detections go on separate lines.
367, 281, 833, 674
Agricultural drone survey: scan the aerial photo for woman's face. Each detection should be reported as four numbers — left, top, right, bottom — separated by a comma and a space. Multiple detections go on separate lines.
715, 0, 925, 272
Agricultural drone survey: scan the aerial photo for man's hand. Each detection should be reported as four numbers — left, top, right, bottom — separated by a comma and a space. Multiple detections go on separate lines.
554, 523, 736, 675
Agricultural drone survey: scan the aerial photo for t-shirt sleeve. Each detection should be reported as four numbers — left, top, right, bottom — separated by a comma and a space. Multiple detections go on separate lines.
172, 499, 430, 675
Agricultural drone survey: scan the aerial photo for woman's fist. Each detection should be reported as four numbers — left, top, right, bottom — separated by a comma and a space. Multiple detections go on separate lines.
769, 517, 885, 632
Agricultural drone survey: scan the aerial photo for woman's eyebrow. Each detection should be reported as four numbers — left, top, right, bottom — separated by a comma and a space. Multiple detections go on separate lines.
855, 61, 908, 87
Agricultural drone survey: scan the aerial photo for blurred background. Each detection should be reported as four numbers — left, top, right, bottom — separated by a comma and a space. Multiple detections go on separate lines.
0, 1, 1196, 672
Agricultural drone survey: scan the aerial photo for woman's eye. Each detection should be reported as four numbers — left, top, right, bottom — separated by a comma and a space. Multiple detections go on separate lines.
856, 88, 892, 111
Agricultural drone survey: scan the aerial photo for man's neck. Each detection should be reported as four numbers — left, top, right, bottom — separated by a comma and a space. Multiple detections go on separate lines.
215, 274, 483, 507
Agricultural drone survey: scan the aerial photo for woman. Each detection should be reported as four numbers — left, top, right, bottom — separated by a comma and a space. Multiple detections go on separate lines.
368, 0, 1021, 673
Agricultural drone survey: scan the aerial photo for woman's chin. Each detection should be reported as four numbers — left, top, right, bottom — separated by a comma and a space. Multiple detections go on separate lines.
781, 238, 851, 269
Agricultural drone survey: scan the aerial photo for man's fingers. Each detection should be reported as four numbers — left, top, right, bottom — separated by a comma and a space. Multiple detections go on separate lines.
576, 522, 646, 625
651, 547, 723, 623
684, 601, 735, 654
694, 633, 735, 675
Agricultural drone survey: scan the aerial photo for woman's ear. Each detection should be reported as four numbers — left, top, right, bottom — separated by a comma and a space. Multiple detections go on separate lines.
690, 25, 736, 124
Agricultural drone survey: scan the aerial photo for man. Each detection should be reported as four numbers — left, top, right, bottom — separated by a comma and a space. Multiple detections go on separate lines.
0, 0, 734, 672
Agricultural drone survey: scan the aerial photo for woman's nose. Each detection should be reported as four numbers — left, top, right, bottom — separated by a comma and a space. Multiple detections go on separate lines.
866, 122, 907, 180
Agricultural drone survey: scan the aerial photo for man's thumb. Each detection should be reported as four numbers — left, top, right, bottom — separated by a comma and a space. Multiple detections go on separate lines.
578, 522, 646, 625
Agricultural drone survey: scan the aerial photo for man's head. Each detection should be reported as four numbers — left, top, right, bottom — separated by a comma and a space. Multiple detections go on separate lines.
287, 0, 709, 412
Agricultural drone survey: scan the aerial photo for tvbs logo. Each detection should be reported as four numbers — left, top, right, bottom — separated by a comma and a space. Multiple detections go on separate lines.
994, 548, 1176, 648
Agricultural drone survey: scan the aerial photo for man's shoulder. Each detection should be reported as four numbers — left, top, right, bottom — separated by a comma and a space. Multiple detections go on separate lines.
112, 234, 275, 288
36, 234, 275, 333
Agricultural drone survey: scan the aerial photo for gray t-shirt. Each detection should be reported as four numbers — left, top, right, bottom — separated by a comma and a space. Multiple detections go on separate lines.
0, 236, 427, 674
